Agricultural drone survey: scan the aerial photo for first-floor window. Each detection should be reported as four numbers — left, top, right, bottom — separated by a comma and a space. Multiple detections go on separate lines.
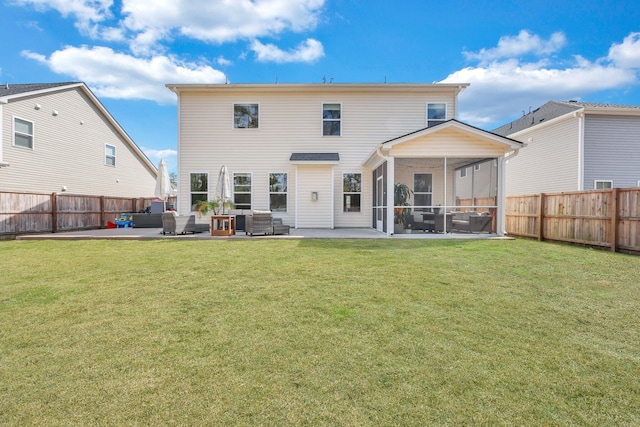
414, 173, 433, 209
233, 173, 252, 210
14, 117, 34, 149
105, 144, 116, 166
343, 173, 361, 212
269, 173, 287, 212
595, 180, 613, 189
190, 173, 208, 210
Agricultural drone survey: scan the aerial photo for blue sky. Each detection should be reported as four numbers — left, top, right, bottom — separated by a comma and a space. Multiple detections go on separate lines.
2, 0, 640, 173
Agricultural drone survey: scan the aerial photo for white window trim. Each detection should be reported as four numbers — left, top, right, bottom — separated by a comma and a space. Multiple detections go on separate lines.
594, 180, 613, 190
269, 172, 288, 213
13, 116, 35, 150
427, 102, 447, 127
105, 144, 116, 167
322, 102, 342, 137
474, 164, 481, 171
342, 172, 362, 213
233, 172, 253, 210
189, 171, 210, 212
233, 102, 260, 130
637, 180, 640, 187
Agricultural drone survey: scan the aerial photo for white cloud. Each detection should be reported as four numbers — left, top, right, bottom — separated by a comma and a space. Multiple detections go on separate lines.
14, 0, 113, 26
216, 56, 232, 67
464, 30, 566, 63
443, 31, 639, 128
141, 147, 177, 159
119, 0, 325, 52
22, 46, 226, 103
608, 32, 640, 69
251, 38, 324, 63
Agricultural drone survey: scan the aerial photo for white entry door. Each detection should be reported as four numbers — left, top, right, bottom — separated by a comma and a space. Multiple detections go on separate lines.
296, 165, 334, 228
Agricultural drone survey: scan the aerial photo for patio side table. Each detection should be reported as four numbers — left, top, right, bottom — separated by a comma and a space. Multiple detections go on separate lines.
210, 215, 236, 236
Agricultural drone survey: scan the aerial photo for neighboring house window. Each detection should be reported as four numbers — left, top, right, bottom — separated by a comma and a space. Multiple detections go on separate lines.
14, 117, 34, 149
343, 173, 361, 212
269, 173, 287, 212
474, 164, 481, 171
233, 173, 252, 210
190, 173, 208, 210
595, 180, 613, 190
105, 144, 116, 166
460, 167, 467, 178
414, 173, 433, 209
427, 103, 446, 127
322, 103, 341, 136
234, 104, 259, 129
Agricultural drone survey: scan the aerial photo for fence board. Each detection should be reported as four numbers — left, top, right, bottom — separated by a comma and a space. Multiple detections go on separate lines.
506, 188, 640, 254
1, 191, 176, 237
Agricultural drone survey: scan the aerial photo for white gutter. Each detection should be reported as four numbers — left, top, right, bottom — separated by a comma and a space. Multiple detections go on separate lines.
575, 110, 585, 191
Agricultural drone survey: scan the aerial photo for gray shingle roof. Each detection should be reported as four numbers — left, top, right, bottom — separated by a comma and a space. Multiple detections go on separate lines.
492, 100, 640, 136
0, 82, 79, 97
290, 153, 340, 161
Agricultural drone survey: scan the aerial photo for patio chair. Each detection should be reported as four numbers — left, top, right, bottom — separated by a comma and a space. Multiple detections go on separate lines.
245, 210, 273, 236
272, 218, 291, 235
162, 212, 197, 235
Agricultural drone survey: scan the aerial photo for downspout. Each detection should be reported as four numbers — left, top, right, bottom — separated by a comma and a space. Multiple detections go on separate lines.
575, 110, 585, 191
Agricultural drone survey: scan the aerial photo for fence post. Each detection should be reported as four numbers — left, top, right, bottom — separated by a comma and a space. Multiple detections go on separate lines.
51, 192, 58, 233
100, 196, 105, 229
537, 193, 545, 241
611, 188, 619, 252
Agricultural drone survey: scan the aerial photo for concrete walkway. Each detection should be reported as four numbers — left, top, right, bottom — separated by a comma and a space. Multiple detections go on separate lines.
16, 227, 505, 241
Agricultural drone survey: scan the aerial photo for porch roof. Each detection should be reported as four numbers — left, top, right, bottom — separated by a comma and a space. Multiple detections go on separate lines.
363, 119, 524, 167
290, 153, 340, 165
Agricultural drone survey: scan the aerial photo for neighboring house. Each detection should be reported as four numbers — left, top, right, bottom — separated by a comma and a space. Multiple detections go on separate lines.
0, 82, 157, 197
166, 83, 523, 235
493, 100, 640, 195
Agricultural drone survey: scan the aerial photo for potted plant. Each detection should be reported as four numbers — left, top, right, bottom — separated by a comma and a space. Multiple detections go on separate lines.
394, 182, 413, 233
194, 198, 234, 217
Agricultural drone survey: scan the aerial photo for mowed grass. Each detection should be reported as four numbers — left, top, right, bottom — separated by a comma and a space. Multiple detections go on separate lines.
1, 238, 639, 426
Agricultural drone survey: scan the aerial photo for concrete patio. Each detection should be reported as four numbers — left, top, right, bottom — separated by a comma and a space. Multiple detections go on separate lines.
16, 227, 506, 241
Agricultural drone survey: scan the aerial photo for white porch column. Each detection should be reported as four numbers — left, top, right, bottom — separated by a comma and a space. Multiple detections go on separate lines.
386, 156, 395, 235
497, 156, 507, 236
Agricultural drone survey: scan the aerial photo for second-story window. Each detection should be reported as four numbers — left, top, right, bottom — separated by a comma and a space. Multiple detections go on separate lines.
14, 117, 34, 149
322, 103, 341, 136
234, 104, 259, 129
105, 144, 116, 166
427, 103, 446, 127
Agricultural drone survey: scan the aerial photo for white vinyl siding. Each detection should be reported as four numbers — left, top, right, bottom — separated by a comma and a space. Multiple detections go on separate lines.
504, 115, 581, 195
583, 115, 640, 189
175, 86, 457, 220
1, 86, 156, 197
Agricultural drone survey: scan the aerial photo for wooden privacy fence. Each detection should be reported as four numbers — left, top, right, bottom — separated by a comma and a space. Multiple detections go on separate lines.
0, 191, 177, 237
506, 188, 640, 254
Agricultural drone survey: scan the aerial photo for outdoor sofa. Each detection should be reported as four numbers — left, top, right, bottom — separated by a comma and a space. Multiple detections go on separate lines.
162, 212, 197, 235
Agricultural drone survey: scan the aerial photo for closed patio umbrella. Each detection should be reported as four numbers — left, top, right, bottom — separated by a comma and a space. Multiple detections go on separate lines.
154, 158, 171, 211
216, 165, 232, 214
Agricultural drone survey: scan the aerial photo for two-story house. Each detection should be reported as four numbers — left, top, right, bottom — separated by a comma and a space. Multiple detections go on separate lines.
493, 100, 640, 196
167, 83, 523, 235
0, 82, 157, 197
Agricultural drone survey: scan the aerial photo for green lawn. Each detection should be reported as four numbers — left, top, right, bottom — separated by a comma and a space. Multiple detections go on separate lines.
1, 239, 639, 426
